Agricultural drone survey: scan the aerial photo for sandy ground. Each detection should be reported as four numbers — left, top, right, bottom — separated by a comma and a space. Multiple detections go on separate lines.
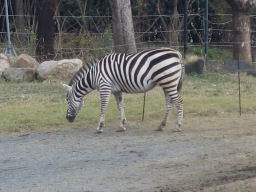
0, 115, 256, 192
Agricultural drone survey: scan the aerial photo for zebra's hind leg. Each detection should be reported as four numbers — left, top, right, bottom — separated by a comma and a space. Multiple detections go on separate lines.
114, 92, 127, 132
157, 92, 172, 131
172, 94, 183, 131
96, 89, 111, 133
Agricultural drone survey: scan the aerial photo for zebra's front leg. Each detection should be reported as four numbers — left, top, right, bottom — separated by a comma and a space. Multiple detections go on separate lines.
96, 89, 111, 133
114, 92, 127, 132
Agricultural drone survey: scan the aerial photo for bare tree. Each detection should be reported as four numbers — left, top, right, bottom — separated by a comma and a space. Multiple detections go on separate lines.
157, 0, 199, 47
226, 0, 256, 63
14, 0, 25, 39
157, 0, 182, 47
36, 0, 56, 61
109, 0, 137, 53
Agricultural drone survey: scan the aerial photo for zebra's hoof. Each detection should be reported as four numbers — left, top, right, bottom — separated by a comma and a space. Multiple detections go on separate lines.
173, 124, 182, 132
95, 129, 103, 134
156, 126, 164, 131
116, 127, 126, 132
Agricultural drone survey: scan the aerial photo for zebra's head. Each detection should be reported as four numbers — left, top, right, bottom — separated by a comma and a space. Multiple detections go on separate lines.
62, 83, 83, 123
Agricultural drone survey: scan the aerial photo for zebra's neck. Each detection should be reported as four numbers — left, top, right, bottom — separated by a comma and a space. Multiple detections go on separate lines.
72, 64, 96, 99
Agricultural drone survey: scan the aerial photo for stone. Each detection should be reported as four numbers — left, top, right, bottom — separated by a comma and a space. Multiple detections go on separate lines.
0, 53, 8, 60
0, 59, 10, 77
36, 60, 58, 81
50, 59, 83, 80
5, 54, 17, 67
2, 68, 35, 81
16, 54, 39, 68
36, 59, 83, 81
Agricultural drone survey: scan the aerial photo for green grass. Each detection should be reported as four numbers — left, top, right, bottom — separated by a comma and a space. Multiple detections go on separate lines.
0, 72, 255, 134
187, 45, 232, 61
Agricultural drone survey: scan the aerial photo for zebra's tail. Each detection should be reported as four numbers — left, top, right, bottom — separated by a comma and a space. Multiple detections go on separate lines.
177, 59, 185, 92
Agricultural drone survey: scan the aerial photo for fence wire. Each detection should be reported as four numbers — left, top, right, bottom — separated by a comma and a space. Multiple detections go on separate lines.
0, 14, 256, 59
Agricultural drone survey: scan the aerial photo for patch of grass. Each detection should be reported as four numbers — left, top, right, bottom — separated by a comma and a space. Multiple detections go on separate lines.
0, 72, 256, 134
187, 45, 231, 61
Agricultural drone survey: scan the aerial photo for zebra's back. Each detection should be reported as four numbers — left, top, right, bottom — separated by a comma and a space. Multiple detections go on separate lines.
98, 48, 183, 93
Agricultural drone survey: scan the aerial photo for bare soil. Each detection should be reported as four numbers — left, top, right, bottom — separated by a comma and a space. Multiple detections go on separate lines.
0, 115, 256, 192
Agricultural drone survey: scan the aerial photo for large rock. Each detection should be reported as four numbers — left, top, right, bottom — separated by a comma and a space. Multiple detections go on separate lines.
2, 68, 35, 81
0, 53, 8, 60
36, 59, 83, 81
16, 54, 39, 68
0, 59, 10, 77
4, 53, 17, 67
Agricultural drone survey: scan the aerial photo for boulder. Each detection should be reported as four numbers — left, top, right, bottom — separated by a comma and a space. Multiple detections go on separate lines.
2, 68, 35, 81
5, 54, 17, 67
16, 54, 39, 68
36, 60, 58, 80
0, 59, 10, 77
0, 53, 8, 60
36, 59, 83, 81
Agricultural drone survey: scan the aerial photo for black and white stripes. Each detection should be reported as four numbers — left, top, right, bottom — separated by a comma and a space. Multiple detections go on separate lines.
62, 48, 184, 132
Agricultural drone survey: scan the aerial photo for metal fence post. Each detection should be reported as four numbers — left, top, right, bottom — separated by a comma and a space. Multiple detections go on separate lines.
184, 0, 188, 58
204, 0, 208, 70
4, 0, 17, 56
237, 58, 242, 116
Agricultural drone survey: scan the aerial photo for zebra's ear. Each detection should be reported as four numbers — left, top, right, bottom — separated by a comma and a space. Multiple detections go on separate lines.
62, 83, 72, 92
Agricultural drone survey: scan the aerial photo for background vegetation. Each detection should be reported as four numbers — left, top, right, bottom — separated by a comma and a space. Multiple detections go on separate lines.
0, 0, 256, 62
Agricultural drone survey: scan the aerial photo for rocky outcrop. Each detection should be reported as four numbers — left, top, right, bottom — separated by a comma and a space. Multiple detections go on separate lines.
16, 54, 39, 69
1, 53, 17, 67
0, 52, 83, 81
36, 59, 83, 81
0, 59, 10, 77
2, 68, 35, 81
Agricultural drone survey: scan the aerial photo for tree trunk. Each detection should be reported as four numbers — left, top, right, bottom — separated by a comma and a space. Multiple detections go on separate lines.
168, 0, 179, 46
231, 9, 251, 62
14, 0, 25, 38
157, 0, 180, 47
36, 0, 56, 61
226, 0, 256, 63
109, 0, 137, 54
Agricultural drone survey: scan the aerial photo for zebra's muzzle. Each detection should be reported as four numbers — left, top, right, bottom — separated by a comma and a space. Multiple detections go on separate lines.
66, 115, 76, 122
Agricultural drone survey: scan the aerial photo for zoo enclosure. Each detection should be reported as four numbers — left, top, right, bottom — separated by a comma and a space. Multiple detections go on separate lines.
0, 12, 256, 119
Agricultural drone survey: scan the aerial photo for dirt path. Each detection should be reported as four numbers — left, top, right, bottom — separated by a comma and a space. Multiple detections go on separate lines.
0, 115, 256, 192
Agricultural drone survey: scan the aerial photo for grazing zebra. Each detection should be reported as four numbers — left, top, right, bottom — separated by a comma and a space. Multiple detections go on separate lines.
62, 48, 184, 133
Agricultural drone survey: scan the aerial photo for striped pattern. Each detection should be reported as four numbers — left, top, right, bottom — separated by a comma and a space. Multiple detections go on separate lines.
63, 48, 184, 132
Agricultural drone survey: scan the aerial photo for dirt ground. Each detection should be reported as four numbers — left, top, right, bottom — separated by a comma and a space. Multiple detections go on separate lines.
0, 115, 256, 192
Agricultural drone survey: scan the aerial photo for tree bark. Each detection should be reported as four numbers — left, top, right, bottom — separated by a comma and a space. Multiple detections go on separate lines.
109, 0, 137, 54
232, 10, 251, 62
226, 0, 256, 63
36, 0, 56, 61
157, 0, 181, 47
14, 0, 25, 35
168, 0, 179, 46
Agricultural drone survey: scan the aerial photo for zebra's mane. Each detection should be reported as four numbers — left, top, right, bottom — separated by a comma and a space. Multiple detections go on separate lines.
68, 59, 99, 86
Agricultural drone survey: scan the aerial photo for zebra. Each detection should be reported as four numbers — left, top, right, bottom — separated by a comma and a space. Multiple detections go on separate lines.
62, 48, 184, 133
